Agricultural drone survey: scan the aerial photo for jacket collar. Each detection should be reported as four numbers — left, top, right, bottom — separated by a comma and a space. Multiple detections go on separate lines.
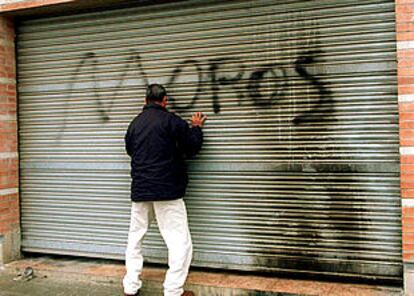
143, 102, 167, 112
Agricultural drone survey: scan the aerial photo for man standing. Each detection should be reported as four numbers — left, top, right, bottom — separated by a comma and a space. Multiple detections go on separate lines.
123, 84, 207, 296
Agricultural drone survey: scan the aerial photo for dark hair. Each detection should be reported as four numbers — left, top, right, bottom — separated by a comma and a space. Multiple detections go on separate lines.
146, 84, 166, 102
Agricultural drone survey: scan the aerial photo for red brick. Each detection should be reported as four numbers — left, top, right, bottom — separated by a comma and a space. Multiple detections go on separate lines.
398, 67, 414, 76
400, 129, 414, 137
0, 121, 16, 132
398, 49, 414, 59
398, 60, 414, 69
0, 168, 17, 177
399, 85, 414, 94
0, 103, 16, 113
402, 181, 414, 188
401, 172, 414, 180
403, 253, 414, 262
7, 96, 16, 105
403, 226, 414, 239
403, 216, 414, 225
401, 155, 414, 164
403, 207, 414, 217
0, 158, 18, 172
396, 13, 414, 23
0, 161, 18, 175
403, 232, 414, 243
1, 192, 18, 201
400, 121, 414, 128
402, 164, 414, 172
395, 0, 414, 3
401, 139, 414, 145
399, 60, 414, 68
402, 189, 414, 198
403, 223, 414, 233
397, 22, 414, 32
401, 138, 414, 145
403, 243, 414, 252
0, 158, 18, 171
398, 77, 414, 86
0, 196, 19, 213
0, 208, 19, 222
0, 199, 9, 210
0, 143, 17, 152
399, 111, 414, 121
8, 197, 19, 210
400, 102, 414, 111
398, 59, 414, 68
0, 173, 18, 190
398, 32, 414, 41
6, 89, 15, 96
0, 218, 19, 229
397, 3, 414, 13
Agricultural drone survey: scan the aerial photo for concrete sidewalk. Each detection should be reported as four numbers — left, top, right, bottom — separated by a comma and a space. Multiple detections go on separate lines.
0, 256, 403, 296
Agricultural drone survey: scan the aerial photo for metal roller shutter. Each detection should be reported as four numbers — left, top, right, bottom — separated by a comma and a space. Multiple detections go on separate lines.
17, 0, 402, 282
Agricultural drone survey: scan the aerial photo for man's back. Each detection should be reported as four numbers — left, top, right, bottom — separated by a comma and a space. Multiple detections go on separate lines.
125, 103, 203, 202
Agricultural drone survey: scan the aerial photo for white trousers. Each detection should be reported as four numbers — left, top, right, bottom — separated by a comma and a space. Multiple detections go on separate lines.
123, 199, 193, 296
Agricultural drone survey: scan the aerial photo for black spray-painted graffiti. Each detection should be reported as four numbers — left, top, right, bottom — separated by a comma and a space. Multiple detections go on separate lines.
65, 50, 331, 123
166, 56, 289, 114
58, 51, 150, 140
70, 52, 149, 121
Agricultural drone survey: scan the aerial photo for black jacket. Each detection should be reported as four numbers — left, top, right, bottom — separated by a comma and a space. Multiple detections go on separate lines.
125, 103, 203, 202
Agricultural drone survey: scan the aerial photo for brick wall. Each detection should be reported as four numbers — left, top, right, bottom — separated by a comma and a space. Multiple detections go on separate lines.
0, 15, 19, 264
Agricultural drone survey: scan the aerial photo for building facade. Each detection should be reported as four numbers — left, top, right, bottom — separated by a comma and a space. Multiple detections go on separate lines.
0, 0, 412, 291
